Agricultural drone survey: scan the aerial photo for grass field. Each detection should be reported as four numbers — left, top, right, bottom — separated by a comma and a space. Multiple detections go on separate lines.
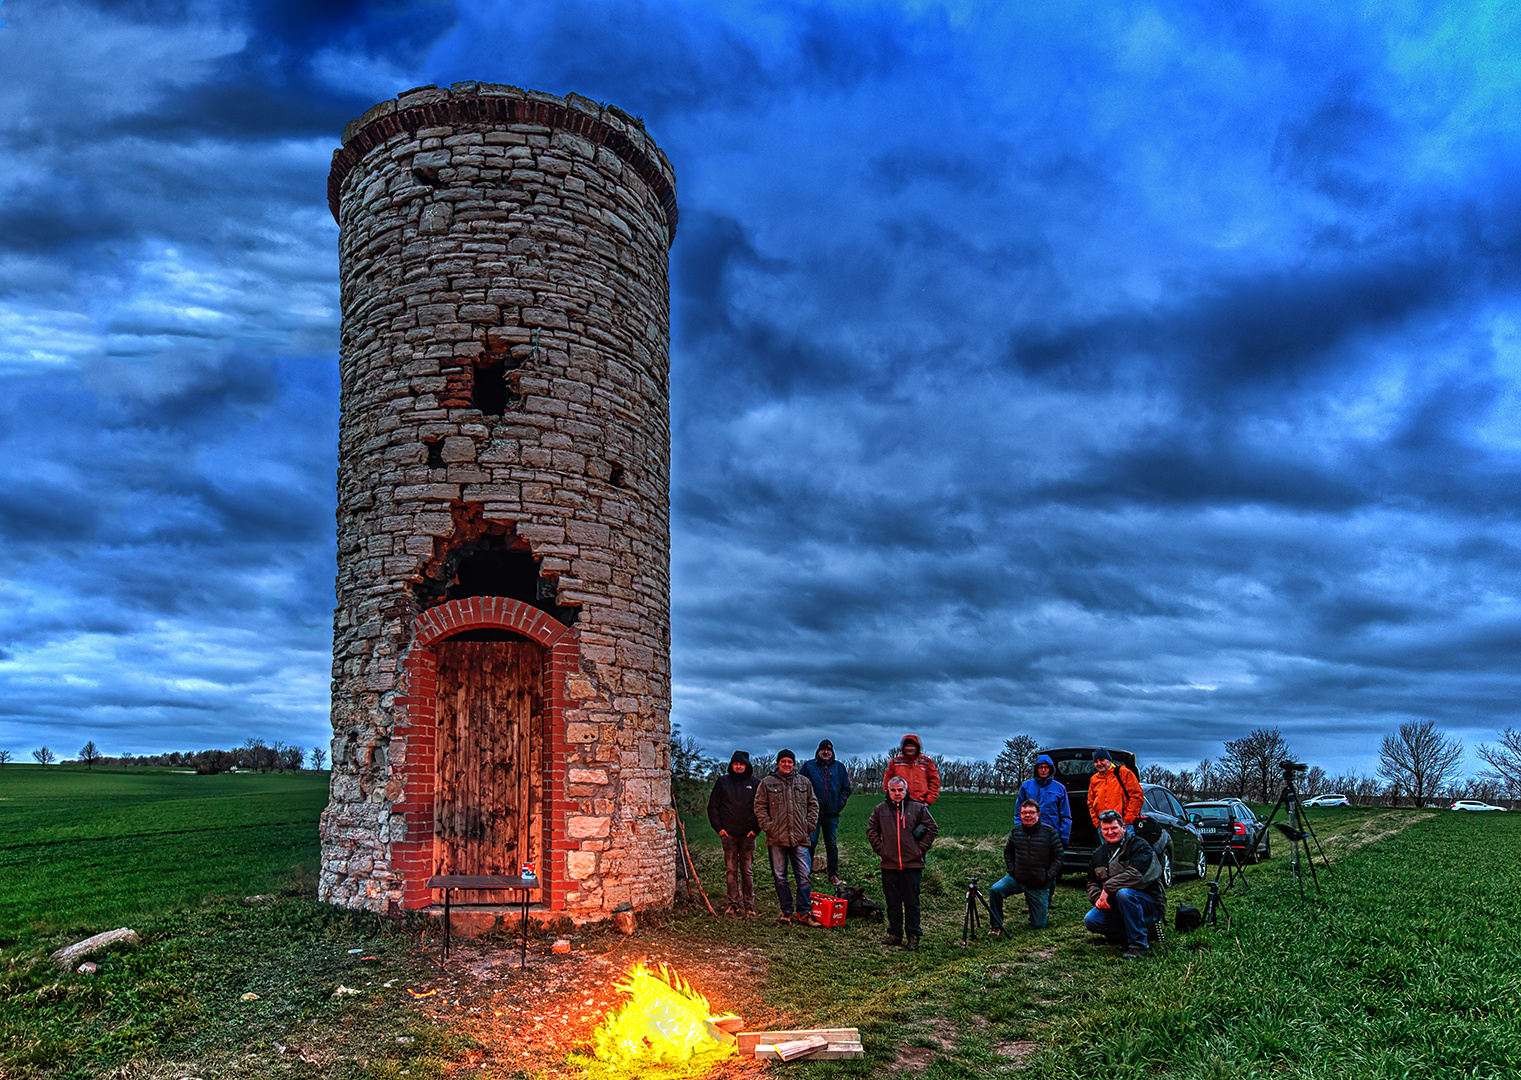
0, 765, 328, 941
4, 771, 1519, 1079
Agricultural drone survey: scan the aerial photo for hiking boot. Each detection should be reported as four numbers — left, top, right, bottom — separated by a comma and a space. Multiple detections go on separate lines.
830, 875, 844, 891
1121, 947, 1149, 961
776, 915, 793, 926
795, 912, 824, 928
988, 927, 1003, 937
744, 909, 759, 920
882, 934, 903, 946
906, 935, 921, 951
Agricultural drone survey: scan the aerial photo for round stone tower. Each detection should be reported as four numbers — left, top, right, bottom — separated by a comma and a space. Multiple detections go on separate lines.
318, 83, 677, 919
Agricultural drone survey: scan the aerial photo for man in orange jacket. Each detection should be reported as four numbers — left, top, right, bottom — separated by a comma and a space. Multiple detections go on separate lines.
1087, 748, 1143, 828
882, 734, 940, 805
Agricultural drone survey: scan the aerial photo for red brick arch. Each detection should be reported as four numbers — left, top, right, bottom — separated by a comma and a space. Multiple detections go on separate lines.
390, 597, 577, 910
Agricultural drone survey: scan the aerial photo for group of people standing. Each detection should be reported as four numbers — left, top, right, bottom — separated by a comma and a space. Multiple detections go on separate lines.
707, 739, 1165, 960
707, 734, 940, 943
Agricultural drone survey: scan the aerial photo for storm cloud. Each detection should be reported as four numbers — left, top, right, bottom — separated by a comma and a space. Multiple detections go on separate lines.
0, 0, 1517, 780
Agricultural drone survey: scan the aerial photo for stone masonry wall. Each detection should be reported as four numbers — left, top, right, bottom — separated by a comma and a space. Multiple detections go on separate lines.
318, 83, 677, 917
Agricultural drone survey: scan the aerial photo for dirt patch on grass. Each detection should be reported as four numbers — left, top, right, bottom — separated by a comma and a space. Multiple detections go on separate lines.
994, 1039, 1039, 1061
1319, 811, 1434, 861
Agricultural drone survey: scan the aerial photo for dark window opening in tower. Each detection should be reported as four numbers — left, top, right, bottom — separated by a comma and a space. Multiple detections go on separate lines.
473, 357, 507, 415
431, 536, 580, 626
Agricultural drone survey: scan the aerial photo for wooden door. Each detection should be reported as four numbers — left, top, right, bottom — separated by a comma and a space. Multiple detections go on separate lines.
434, 640, 544, 903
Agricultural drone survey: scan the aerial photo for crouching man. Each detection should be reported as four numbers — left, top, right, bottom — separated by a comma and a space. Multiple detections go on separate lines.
990, 798, 1063, 933
1083, 809, 1165, 960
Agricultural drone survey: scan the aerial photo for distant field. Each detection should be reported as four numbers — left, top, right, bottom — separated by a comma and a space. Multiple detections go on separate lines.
0, 765, 329, 942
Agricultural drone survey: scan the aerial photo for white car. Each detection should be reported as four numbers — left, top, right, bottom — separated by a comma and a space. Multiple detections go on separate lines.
1451, 799, 1508, 812
1302, 793, 1351, 807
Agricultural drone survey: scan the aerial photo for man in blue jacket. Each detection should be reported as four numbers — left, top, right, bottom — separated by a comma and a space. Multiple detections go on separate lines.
801, 739, 852, 890
1020, 755, 1071, 844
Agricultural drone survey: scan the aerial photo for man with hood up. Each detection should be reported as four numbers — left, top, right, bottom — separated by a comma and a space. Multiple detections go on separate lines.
707, 750, 761, 917
882, 734, 940, 805
801, 739, 852, 890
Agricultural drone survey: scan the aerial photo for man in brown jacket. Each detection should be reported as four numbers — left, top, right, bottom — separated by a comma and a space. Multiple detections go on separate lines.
866, 776, 938, 949
754, 749, 822, 927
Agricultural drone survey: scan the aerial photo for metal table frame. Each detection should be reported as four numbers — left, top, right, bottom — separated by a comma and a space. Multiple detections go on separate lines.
424, 874, 537, 966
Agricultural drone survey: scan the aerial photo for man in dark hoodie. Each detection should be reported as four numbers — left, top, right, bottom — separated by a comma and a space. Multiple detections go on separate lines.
866, 776, 938, 949
989, 798, 1063, 932
1084, 809, 1166, 959
801, 739, 852, 890
707, 751, 761, 918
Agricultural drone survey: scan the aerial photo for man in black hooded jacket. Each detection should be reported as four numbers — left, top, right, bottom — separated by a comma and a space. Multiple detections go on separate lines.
707, 750, 761, 917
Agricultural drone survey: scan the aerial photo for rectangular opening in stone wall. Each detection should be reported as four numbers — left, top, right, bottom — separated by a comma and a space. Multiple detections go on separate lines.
434, 639, 544, 900
424, 438, 446, 469
472, 357, 507, 415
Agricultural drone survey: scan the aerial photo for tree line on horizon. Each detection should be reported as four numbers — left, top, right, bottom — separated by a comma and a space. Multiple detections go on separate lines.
1, 739, 330, 775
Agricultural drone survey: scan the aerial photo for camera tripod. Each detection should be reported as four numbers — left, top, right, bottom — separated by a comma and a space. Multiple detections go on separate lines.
960, 875, 995, 946
1248, 761, 1329, 898
1202, 879, 1231, 929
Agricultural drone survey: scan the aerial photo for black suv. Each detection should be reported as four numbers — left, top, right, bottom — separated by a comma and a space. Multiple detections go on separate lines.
1039, 747, 1207, 886
1185, 800, 1270, 863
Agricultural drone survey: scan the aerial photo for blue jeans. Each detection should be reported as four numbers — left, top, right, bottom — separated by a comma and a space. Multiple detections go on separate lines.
1084, 888, 1160, 950
768, 845, 812, 917
989, 875, 1052, 930
809, 815, 841, 882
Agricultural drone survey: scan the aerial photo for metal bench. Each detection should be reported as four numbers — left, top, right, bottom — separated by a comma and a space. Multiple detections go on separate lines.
424, 874, 538, 965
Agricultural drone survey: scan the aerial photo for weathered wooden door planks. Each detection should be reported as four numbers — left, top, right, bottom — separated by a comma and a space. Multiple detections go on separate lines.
434, 640, 544, 904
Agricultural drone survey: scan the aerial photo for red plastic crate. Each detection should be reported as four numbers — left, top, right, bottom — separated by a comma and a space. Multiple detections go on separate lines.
811, 894, 847, 927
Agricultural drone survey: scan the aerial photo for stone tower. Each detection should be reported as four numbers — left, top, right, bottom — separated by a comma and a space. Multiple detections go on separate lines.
318, 84, 677, 919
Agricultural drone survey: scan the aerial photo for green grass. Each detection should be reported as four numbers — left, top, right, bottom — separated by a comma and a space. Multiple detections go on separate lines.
0, 765, 328, 941
674, 802, 1521, 1078
5, 772, 1516, 1080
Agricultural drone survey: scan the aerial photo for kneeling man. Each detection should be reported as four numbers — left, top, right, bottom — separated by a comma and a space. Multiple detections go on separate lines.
1083, 809, 1165, 959
990, 798, 1063, 932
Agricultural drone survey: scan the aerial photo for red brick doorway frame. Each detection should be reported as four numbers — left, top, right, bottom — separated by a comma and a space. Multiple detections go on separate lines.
392, 597, 576, 910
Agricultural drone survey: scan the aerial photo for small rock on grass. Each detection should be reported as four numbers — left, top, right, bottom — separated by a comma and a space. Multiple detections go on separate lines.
244, 894, 277, 904
52, 928, 140, 971
334, 985, 361, 997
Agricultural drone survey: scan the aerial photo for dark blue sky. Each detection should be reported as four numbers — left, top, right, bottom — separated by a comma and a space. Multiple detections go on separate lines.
1, 0, 1518, 778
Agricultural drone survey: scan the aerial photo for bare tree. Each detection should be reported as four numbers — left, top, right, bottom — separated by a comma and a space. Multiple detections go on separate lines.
32, 747, 55, 766
311, 746, 327, 770
1378, 721, 1463, 806
0, 750, 10, 766
1477, 728, 1521, 789
78, 741, 101, 770
994, 735, 1040, 787
1222, 727, 1293, 801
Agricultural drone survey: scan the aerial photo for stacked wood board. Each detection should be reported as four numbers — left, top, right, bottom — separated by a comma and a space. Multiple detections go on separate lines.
736, 1028, 864, 1061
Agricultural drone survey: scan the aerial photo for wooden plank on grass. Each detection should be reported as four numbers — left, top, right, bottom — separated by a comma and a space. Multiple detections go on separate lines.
737, 1028, 859, 1054
753, 1041, 865, 1061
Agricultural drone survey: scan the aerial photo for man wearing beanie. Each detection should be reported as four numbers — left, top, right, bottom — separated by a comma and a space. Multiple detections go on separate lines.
754, 749, 822, 926
801, 739, 852, 890
1087, 748, 1143, 829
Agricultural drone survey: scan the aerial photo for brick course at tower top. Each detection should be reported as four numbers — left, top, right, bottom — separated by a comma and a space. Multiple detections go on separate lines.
319, 83, 677, 919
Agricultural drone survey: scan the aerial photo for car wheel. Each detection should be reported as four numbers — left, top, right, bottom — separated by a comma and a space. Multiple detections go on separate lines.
1260, 837, 1270, 860
1160, 850, 1173, 888
1194, 847, 1207, 880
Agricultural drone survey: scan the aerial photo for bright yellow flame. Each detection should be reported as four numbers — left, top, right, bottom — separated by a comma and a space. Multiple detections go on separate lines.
591, 963, 736, 1066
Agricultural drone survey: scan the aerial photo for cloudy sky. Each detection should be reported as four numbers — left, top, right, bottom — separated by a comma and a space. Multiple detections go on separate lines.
0, 0, 1517, 778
